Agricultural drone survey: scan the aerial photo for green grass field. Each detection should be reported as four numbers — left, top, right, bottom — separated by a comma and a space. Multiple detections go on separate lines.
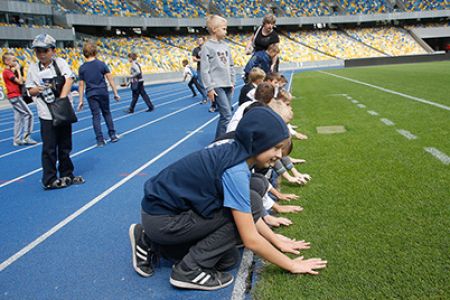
254, 62, 450, 299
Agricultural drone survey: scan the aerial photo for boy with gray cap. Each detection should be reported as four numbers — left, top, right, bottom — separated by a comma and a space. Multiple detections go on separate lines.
26, 33, 84, 190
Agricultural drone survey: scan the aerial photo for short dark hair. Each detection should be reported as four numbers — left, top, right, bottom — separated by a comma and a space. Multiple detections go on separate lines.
264, 72, 282, 82
82, 41, 97, 58
128, 53, 138, 60
254, 82, 274, 104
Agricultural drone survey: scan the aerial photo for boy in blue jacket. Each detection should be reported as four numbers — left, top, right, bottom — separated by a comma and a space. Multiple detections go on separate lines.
129, 107, 327, 291
243, 43, 280, 83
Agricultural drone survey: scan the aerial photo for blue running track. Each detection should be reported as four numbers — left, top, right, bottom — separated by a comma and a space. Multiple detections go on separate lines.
0, 73, 292, 299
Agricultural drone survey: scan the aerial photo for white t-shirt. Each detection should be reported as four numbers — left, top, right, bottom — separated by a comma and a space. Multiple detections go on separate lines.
226, 100, 256, 133
183, 65, 193, 82
25, 57, 74, 120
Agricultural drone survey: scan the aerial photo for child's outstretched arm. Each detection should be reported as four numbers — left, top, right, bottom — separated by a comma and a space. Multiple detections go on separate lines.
272, 202, 303, 213
269, 186, 299, 201
232, 210, 327, 274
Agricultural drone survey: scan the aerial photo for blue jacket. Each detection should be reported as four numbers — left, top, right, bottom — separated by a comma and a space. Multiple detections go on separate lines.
244, 50, 272, 75
141, 107, 289, 218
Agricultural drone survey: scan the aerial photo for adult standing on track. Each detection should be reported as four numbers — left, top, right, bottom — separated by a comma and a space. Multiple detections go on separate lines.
245, 14, 280, 73
124, 53, 154, 114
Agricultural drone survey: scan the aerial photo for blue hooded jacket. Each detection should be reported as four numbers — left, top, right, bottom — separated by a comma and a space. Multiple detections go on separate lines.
243, 50, 272, 75
141, 107, 289, 218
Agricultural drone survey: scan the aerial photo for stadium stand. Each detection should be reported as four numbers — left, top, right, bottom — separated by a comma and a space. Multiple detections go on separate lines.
403, 0, 449, 12
212, 0, 272, 18
337, 0, 392, 15
345, 26, 428, 56
275, 0, 333, 17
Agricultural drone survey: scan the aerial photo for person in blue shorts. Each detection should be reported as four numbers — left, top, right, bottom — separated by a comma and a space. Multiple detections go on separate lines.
128, 107, 327, 291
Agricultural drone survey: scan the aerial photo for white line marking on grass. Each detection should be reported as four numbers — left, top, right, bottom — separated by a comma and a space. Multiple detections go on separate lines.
328, 93, 348, 97
231, 249, 254, 300
0, 102, 199, 189
0, 112, 221, 272
351, 99, 359, 104
288, 71, 294, 92
367, 110, 379, 116
380, 118, 395, 126
424, 147, 450, 165
396, 129, 417, 140
320, 71, 450, 111
357, 104, 366, 108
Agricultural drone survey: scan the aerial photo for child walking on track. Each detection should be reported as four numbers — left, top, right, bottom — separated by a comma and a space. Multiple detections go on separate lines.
124, 53, 154, 114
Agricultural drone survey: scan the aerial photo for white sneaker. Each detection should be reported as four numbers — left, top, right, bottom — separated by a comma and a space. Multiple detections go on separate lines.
13, 140, 24, 146
23, 136, 38, 145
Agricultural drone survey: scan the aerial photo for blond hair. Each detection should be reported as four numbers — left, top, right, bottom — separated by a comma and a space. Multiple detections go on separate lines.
267, 43, 280, 55
276, 89, 292, 105
269, 100, 293, 123
206, 15, 227, 34
248, 67, 266, 83
262, 14, 276, 25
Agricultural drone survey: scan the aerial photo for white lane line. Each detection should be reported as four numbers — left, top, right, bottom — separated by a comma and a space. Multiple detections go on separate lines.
288, 71, 294, 92
356, 104, 366, 108
396, 129, 418, 140
0, 95, 191, 159
424, 147, 450, 165
320, 71, 450, 111
231, 249, 254, 300
0, 102, 199, 189
367, 110, 379, 116
351, 99, 358, 104
0, 89, 188, 135
0, 113, 220, 272
0, 85, 244, 187
380, 118, 395, 126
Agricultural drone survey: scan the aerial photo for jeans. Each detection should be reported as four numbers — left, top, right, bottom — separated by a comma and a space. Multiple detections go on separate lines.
10, 96, 33, 141
87, 94, 116, 142
214, 87, 233, 139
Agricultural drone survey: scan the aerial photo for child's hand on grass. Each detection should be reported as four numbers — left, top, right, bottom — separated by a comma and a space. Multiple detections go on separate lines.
263, 215, 292, 227
276, 205, 303, 213
285, 174, 306, 185
290, 257, 327, 275
277, 239, 311, 255
277, 193, 299, 201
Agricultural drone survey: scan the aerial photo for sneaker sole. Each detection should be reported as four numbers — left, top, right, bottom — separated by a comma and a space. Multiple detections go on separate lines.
169, 276, 233, 291
129, 224, 152, 277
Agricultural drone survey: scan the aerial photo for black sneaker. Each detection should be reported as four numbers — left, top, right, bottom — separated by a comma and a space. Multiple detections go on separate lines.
110, 135, 120, 143
169, 262, 234, 291
97, 140, 106, 147
129, 224, 156, 277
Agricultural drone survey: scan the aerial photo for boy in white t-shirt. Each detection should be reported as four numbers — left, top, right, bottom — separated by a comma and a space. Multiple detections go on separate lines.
182, 59, 207, 103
